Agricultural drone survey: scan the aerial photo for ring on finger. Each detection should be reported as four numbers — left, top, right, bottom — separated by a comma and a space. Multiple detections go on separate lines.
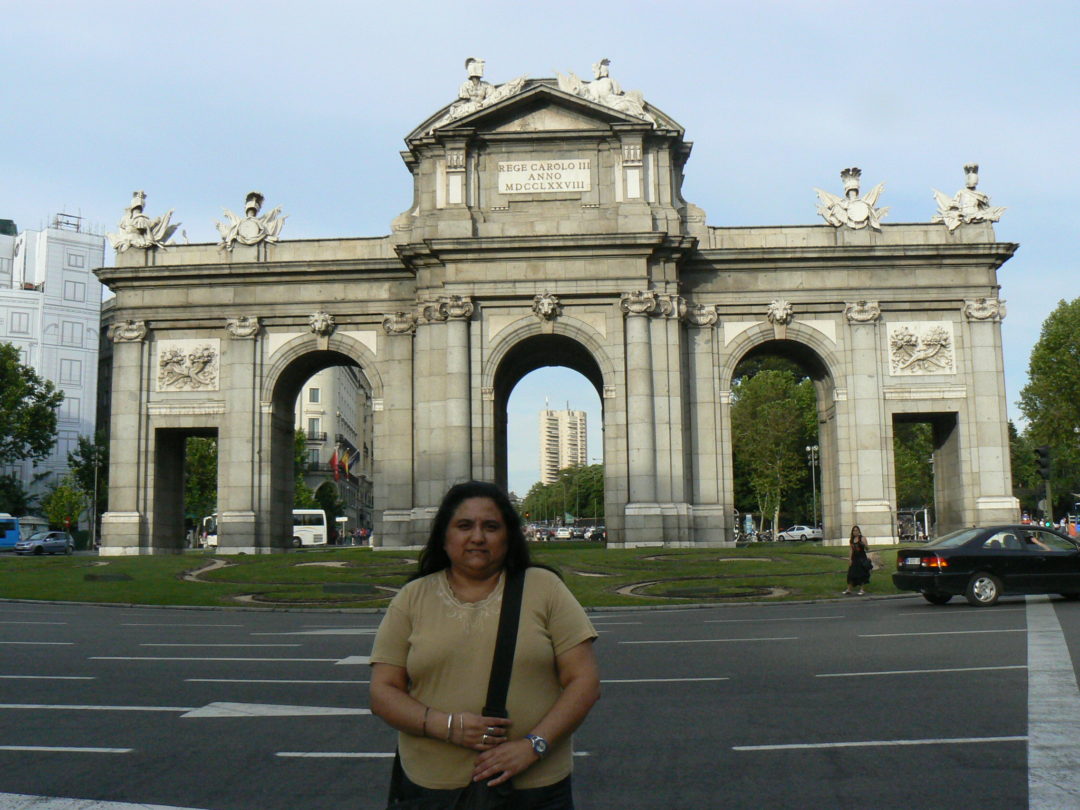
486, 726, 497, 735
481, 734, 489, 744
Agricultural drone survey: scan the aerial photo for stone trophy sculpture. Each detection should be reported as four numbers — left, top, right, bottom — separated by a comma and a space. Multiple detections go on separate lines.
108, 191, 179, 252
814, 168, 889, 230
429, 58, 527, 131
216, 192, 286, 251
932, 164, 1006, 232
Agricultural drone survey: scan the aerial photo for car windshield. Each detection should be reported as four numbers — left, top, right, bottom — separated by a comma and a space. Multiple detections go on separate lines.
27, 531, 53, 541
925, 528, 986, 548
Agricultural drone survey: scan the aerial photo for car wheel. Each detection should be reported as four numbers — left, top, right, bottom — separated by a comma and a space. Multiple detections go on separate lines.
965, 572, 1002, 607
923, 591, 953, 605
1059, 593, 1080, 601
33, 546, 44, 555
65, 544, 73, 555
799, 534, 808, 541
292, 537, 301, 548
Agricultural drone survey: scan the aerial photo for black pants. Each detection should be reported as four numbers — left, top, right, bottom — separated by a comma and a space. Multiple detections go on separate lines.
394, 771, 574, 810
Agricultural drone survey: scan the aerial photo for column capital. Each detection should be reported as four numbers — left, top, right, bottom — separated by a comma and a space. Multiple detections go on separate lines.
107, 319, 148, 343
963, 297, 1006, 322
225, 315, 260, 338
683, 303, 719, 328
844, 301, 881, 323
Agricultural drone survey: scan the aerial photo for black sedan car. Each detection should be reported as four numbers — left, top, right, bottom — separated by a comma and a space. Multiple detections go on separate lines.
893, 525, 1080, 606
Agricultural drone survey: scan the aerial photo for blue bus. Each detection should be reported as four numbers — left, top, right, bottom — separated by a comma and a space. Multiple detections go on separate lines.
0, 513, 20, 550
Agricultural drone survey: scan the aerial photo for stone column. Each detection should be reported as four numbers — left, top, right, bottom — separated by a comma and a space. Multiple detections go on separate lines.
685, 304, 726, 544
843, 302, 893, 542
99, 320, 149, 555
443, 296, 474, 485
962, 299, 1019, 523
621, 292, 657, 502
218, 317, 260, 552
377, 311, 418, 547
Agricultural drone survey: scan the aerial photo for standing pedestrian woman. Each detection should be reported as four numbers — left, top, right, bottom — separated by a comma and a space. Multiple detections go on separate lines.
843, 525, 871, 596
370, 481, 600, 808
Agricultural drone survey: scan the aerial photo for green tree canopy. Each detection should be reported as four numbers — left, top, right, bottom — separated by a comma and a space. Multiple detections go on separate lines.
520, 464, 604, 525
67, 432, 108, 519
41, 476, 87, 530
731, 369, 816, 531
893, 422, 934, 508
0, 342, 64, 465
184, 437, 218, 520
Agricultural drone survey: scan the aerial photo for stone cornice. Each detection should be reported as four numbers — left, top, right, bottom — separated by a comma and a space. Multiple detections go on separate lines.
96, 256, 408, 290
688, 242, 1019, 272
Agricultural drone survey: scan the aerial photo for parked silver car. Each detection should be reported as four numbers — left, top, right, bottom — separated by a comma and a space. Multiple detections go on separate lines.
14, 530, 75, 555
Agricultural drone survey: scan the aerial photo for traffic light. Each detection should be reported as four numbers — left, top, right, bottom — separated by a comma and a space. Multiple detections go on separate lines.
1036, 445, 1052, 479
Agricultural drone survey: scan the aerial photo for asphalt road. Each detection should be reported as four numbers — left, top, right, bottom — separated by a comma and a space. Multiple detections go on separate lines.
0, 593, 1077, 809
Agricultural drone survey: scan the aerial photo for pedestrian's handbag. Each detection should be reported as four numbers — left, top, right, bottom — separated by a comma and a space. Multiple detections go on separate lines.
387, 569, 526, 810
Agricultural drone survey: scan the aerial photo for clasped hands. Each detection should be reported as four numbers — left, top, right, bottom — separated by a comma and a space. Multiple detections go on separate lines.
450, 711, 539, 787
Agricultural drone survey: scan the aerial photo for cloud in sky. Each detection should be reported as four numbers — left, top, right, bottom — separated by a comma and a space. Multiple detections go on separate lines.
4, 0, 1076, 493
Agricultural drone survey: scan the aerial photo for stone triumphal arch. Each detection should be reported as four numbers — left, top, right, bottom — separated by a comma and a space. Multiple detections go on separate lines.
96, 59, 1018, 553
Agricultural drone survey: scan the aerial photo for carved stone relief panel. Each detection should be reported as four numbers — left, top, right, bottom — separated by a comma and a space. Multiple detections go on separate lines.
156, 339, 221, 391
887, 322, 956, 376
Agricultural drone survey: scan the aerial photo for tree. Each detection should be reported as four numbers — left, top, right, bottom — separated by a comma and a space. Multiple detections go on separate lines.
0, 342, 64, 466
184, 437, 218, 520
294, 429, 317, 507
0, 473, 36, 515
41, 476, 87, 530
520, 464, 604, 525
893, 422, 934, 508
1018, 298, 1080, 512
731, 369, 815, 532
67, 432, 108, 523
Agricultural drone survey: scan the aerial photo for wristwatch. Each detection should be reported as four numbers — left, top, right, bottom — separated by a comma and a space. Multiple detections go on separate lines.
525, 734, 548, 759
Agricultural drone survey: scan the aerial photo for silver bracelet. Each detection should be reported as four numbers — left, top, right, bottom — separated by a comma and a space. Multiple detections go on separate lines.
446, 712, 453, 741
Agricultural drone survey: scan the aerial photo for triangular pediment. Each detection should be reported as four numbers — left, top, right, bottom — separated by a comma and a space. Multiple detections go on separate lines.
407, 81, 680, 142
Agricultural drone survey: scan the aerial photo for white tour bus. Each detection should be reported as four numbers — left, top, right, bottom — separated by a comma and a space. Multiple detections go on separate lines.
200, 509, 328, 548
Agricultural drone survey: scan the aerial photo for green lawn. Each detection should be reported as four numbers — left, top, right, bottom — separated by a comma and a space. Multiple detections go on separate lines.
0, 543, 904, 609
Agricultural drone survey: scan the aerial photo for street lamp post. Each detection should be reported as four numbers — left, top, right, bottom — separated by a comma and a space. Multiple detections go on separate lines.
806, 445, 819, 528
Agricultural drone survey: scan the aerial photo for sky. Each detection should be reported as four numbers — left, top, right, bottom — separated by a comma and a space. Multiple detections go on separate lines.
4, 0, 1077, 497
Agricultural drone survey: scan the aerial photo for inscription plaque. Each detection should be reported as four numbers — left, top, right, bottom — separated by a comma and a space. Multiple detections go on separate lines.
498, 159, 591, 194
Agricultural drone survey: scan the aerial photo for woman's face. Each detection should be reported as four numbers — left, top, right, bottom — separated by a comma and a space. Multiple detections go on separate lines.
444, 497, 509, 580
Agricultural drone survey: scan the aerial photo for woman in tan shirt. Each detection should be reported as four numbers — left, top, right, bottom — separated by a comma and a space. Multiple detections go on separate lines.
370, 481, 600, 808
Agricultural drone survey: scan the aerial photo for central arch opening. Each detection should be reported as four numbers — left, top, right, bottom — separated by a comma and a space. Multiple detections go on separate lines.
729, 339, 836, 540
493, 335, 604, 529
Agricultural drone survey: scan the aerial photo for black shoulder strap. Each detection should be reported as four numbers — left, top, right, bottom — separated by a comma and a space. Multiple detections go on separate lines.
481, 568, 525, 718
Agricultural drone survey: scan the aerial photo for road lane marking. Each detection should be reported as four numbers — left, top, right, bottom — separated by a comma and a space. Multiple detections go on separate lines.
0, 747, 133, 754
858, 629, 1027, 638
0, 641, 73, 646
601, 677, 729, 683
587, 621, 642, 625
734, 735, 1027, 751
817, 665, 1027, 678
0, 704, 193, 712
251, 629, 377, 636
139, 643, 302, 647
1026, 595, 1080, 807
90, 656, 339, 662
0, 675, 96, 680
894, 607, 1025, 617
0, 621, 67, 625
186, 678, 369, 684
336, 655, 371, 665
119, 626, 243, 630
705, 615, 843, 624
0, 792, 207, 808
620, 637, 797, 645
181, 702, 371, 718
275, 751, 591, 759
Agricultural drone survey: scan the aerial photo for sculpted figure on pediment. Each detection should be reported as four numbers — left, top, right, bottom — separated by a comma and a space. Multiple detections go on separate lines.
429, 58, 527, 132
108, 191, 179, 252
932, 164, 1006, 232
557, 58, 655, 125
815, 168, 889, 230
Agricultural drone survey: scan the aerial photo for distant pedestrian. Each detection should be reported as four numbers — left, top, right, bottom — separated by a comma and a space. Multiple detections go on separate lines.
843, 525, 871, 595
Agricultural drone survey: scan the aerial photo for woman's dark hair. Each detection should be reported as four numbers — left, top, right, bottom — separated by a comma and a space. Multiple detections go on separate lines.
413, 481, 532, 579
849, 525, 863, 543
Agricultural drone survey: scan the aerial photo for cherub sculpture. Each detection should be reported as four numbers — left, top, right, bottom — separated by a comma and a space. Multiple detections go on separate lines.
108, 191, 179, 252
932, 164, 1006, 232
814, 168, 889, 230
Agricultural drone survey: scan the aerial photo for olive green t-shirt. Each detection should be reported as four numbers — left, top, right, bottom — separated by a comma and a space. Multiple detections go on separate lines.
370, 566, 597, 789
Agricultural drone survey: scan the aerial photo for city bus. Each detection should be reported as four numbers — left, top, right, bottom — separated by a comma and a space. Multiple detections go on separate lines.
0, 514, 19, 550
292, 508, 328, 547
199, 509, 328, 548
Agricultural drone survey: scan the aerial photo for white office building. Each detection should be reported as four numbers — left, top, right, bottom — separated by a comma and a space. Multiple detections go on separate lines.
0, 215, 106, 501
539, 407, 587, 484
